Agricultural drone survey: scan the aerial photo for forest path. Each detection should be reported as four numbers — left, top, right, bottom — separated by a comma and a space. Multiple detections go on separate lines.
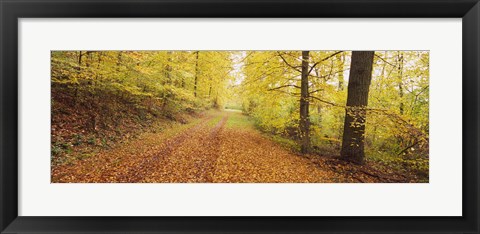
51, 110, 340, 183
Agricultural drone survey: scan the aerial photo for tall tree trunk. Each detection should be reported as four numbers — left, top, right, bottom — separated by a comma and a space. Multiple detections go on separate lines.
340, 51, 375, 164
299, 51, 310, 154
116, 51, 123, 72
162, 51, 173, 110
398, 52, 404, 115
165, 51, 173, 83
78, 51, 83, 68
85, 51, 92, 67
336, 53, 346, 138
83, 51, 96, 131
194, 51, 199, 97
337, 53, 344, 91
95, 52, 103, 79
74, 51, 83, 105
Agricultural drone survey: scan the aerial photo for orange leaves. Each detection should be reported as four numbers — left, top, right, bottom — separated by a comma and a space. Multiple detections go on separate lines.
51, 111, 415, 183
213, 127, 336, 183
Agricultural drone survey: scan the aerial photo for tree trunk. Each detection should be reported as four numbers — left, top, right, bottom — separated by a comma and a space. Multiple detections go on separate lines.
116, 51, 123, 72
74, 51, 83, 105
194, 51, 199, 97
85, 51, 92, 67
299, 51, 310, 154
162, 51, 173, 110
398, 52, 404, 115
337, 53, 344, 91
165, 51, 173, 83
340, 51, 375, 164
78, 51, 83, 68
95, 52, 103, 79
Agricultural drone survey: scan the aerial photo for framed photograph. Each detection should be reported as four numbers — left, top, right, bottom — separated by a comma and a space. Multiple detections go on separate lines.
1, 0, 478, 233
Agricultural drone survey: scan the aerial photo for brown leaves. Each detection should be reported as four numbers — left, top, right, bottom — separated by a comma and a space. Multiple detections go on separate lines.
51, 111, 416, 183
213, 128, 337, 183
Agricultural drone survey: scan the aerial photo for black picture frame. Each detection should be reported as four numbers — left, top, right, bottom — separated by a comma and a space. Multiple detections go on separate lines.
1, 0, 478, 233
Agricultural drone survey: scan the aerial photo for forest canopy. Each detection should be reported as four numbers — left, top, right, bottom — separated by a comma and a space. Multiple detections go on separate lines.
51, 50, 429, 183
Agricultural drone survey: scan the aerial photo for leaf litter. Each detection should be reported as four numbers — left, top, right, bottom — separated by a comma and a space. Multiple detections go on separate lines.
52, 111, 402, 183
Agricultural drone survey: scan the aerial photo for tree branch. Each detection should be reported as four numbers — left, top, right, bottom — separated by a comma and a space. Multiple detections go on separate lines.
267, 89, 301, 96
268, 84, 301, 91
397, 141, 420, 156
308, 51, 343, 74
374, 54, 396, 67
277, 52, 302, 73
309, 95, 342, 107
309, 89, 323, 94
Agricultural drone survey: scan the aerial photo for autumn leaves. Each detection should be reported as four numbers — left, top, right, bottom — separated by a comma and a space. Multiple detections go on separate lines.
51, 50, 429, 183
239, 51, 428, 180
52, 111, 339, 183
244, 51, 376, 163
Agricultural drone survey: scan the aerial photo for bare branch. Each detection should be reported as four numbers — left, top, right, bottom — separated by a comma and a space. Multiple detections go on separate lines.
397, 141, 420, 156
374, 54, 396, 67
267, 88, 301, 96
308, 68, 348, 80
308, 51, 343, 74
239, 51, 254, 63
277, 52, 302, 73
309, 89, 323, 94
268, 84, 301, 91
309, 96, 342, 107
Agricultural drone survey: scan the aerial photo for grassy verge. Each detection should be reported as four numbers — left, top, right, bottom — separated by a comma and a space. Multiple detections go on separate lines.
224, 110, 255, 129
224, 111, 300, 153
365, 149, 429, 182
206, 110, 225, 126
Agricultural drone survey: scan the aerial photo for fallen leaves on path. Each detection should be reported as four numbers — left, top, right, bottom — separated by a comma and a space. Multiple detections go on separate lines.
213, 128, 340, 183
52, 111, 395, 183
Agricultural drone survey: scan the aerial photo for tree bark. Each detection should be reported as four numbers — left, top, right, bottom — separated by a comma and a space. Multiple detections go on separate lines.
337, 53, 344, 91
398, 52, 404, 115
299, 51, 310, 154
194, 51, 199, 97
165, 51, 173, 83
116, 51, 123, 71
162, 51, 173, 110
78, 51, 83, 68
85, 51, 92, 67
340, 51, 375, 164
